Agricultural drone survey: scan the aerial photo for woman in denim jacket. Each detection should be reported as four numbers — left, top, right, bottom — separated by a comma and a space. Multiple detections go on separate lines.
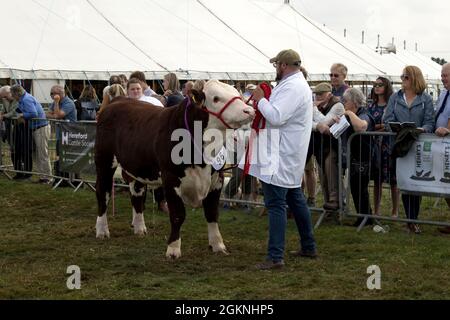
383, 65, 435, 234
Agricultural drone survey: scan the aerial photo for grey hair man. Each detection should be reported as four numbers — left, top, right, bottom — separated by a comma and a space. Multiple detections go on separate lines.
10, 84, 52, 183
0, 85, 17, 121
47, 85, 77, 122
330, 63, 350, 99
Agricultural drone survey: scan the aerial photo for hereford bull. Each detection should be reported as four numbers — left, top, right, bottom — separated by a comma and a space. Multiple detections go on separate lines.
95, 80, 255, 259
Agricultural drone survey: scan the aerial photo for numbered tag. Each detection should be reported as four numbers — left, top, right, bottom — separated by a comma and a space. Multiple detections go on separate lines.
212, 146, 227, 171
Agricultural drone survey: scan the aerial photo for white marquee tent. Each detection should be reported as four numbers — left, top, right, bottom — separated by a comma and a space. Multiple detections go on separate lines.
0, 0, 443, 84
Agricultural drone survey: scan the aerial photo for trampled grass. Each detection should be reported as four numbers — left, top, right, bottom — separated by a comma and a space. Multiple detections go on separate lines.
0, 175, 449, 300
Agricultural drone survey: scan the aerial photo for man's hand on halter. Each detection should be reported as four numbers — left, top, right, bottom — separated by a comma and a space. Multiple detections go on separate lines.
252, 86, 265, 104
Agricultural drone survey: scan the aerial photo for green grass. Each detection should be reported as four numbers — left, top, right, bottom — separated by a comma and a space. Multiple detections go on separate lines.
0, 175, 449, 300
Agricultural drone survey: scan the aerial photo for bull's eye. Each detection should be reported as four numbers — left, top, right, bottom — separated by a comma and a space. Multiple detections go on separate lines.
213, 96, 220, 103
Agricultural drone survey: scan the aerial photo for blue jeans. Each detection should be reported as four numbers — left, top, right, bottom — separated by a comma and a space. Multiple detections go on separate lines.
261, 182, 316, 262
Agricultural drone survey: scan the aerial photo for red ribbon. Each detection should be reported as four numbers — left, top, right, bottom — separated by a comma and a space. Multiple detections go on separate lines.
243, 83, 271, 177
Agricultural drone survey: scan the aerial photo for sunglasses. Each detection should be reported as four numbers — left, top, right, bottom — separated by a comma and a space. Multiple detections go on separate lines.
400, 74, 410, 81
373, 83, 385, 88
329, 73, 341, 78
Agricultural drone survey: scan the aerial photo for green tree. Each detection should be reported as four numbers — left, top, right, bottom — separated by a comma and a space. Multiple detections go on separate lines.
431, 57, 448, 65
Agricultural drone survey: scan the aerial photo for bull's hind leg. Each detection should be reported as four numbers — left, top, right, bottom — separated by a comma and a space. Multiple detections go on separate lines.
203, 185, 228, 255
129, 180, 147, 236
164, 181, 186, 259
95, 166, 115, 239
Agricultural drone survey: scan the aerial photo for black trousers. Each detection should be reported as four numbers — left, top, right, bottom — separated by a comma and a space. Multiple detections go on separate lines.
12, 122, 33, 174
349, 161, 372, 216
402, 194, 421, 220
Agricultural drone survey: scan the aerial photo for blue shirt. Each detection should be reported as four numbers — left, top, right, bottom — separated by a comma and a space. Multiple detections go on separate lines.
332, 84, 350, 99
17, 92, 48, 129
50, 96, 77, 122
435, 89, 450, 129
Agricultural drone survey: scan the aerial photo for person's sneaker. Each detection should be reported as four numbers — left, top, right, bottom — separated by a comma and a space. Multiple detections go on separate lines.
406, 223, 422, 234
256, 260, 285, 270
412, 223, 422, 234
290, 249, 318, 259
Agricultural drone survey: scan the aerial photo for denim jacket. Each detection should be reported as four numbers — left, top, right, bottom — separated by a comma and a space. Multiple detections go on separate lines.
382, 90, 435, 133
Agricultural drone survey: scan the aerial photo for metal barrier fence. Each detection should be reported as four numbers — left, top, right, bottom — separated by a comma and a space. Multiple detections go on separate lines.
220, 131, 345, 229
345, 131, 450, 231
1, 118, 449, 232
0, 118, 98, 191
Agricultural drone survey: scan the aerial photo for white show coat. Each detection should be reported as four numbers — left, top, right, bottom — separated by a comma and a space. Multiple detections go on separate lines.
239, 72, 313, 188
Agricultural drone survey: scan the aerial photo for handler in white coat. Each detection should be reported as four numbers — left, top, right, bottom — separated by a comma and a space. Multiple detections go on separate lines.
245, 49, 317, 270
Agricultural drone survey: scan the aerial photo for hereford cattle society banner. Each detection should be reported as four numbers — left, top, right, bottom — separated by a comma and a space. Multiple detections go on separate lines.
397, 134, 450, 197
59, 122, 96, 175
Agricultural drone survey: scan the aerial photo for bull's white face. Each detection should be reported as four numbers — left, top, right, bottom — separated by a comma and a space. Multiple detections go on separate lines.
203, 80, 255, 129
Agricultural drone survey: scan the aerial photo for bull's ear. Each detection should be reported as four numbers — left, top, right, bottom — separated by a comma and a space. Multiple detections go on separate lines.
190, 89, 205, 107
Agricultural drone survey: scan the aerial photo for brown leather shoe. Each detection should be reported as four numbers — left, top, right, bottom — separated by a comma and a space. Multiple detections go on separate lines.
256, 260, 285, 270
290, 249, 318, 259
258, 207, 267, 217
438, 226, 450, 234
158, 201, 169, 214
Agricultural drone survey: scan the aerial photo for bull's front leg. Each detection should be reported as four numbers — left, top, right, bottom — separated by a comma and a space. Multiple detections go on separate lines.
129, 180, 147, 236
164, 180, 186, 259
203, 181, 229, 255
95, 166, 115, 239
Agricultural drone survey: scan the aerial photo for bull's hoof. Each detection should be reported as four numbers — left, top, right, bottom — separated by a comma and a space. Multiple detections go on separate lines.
166, 239, 182, 259
209, 244, 229, 255
96, 229, 110, 239
132, 213, 147, 236
134, 225, 147, 236
96, 216, 110, 239
165, 248, 182, 259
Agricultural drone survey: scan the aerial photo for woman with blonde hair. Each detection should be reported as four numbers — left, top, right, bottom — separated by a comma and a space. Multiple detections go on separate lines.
109, 83, 127, 99
193, 79, 206, 92
163, 73, 184, 107
383, 65, 434, 234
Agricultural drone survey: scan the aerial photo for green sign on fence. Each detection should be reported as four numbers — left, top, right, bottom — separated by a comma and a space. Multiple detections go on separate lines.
59, 122, 96, 174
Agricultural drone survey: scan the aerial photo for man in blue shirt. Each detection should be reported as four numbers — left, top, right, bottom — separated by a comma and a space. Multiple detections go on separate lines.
47, 85, 77, 122
330, 63, 350, 99
11, 84, 52, 184
434, 63, 450, 234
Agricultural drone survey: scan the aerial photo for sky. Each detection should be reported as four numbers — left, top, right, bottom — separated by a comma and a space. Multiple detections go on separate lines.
285, 0, 450, 61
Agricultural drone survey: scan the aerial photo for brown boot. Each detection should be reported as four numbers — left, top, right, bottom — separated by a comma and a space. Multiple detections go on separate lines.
438, 226, 450, 234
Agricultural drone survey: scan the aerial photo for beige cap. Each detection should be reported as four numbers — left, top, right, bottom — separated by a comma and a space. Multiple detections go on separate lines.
269, 49, 301, 66
312, 82, 332, 94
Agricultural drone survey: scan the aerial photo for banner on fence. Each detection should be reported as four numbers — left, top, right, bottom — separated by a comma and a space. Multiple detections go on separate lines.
397, 134, 450, 196
59, 122, 96, 174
